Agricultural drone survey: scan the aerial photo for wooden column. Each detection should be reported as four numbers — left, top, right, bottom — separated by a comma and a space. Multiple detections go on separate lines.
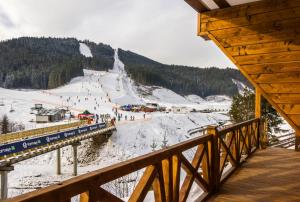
72, 142, 81, 176
57, 148, 61, 175
255, 88, 261, 119
206, 126, 219, 193
255, 88, 265, 148
0, 166, 14, 200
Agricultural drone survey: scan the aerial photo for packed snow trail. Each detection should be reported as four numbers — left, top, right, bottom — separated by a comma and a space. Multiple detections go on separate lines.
111, 49, 144, 105
79, 43, 93, 57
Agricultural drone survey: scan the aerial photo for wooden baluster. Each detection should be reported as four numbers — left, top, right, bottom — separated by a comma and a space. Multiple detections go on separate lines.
201, 144, 209, 184
162, 158, 173, 202
179, 154, 195, 202
152, 163, 166, 202
80, 191, 89, 202
129, 165, 156, 202
245, 125, 250, 155
209, 126, 219, 193
234, 130, 240, 165
153, 177, 162, 202
228, 131, 237, 166
239, 126, 248, 157
172, 155, 181, 202
257, 119, 261, 149
83, 187, 123, 202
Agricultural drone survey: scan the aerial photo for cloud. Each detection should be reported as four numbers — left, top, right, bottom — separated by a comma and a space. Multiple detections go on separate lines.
0, 6, 15, 28
0, 0, 235, 68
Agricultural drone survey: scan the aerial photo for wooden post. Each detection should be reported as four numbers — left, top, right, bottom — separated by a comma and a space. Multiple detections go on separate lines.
72, 142, 81, 176
0, 166, 14, 200
57, 148, 61, 175
255, 88, 264, 149
295, 132, 300, 152
206, 126, 219, 193
255, 88, 261, 119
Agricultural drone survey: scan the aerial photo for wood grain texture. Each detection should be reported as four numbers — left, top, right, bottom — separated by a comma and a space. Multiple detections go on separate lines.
208, 148, 300, 202
250, 72, 300, 83
202, 7, 300, 32
197, 0, 300, 133
201, 0, 300, 22
211, 0, 230, 9
235, 51, 300, 65
260, 83, 300, 94
227, 40, 300, 56
209, 18, 300, 39
219, 29, 300, 48
243, 62, 300, 74
184, 0, 208, 12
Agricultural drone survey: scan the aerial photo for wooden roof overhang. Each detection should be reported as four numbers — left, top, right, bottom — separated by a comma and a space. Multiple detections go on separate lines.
185, 0, 300, 134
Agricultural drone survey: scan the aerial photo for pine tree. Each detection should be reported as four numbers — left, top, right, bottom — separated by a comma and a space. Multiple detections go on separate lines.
1, 114, 10, 134
229, 88, 254, 122
150, 138, 158, 151
229, 88, 282, 133
161, 132, 168, 149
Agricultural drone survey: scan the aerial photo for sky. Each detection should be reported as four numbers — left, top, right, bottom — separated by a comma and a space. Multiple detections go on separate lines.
0, 0, 235, 68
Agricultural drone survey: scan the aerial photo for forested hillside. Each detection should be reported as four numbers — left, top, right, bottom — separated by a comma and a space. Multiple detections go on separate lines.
0, 37, 249, 97
0, 37, 114, 89
118, 49, 250, 97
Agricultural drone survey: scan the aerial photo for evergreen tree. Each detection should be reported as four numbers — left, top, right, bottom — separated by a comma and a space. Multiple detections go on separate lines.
229, 88, 254, 122
118, 49, 250, 98
229, 88, 283, 132
0, 37, 250, 98
161, 132, 169, 149
150, 138, 158, 151
0, 37, 114, 89
1, 114, 10, 134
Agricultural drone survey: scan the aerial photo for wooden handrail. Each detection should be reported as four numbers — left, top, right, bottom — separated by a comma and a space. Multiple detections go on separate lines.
217, 118, 260, 134
7, 118, 260, 202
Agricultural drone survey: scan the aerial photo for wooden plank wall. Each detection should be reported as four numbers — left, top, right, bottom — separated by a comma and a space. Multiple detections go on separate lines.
198, 0, 300, 134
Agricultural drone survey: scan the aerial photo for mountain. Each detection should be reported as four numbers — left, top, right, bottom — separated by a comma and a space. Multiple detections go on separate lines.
0, 37, 114, 89
0, 37, 249, 97
118, 49, 250, 97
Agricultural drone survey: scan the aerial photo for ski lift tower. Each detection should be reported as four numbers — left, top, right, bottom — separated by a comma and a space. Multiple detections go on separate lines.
0, 98, 4, 106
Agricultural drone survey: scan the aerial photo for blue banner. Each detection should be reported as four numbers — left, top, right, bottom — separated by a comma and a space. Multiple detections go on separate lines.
0, 123, 106, 157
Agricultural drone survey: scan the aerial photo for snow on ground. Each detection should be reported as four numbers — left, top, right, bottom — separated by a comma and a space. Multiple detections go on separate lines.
145, 88, 191, 105
185, 94, 205, 104
232, 78, 249, 94
205, 95, 232, 102
4, 48, 233, 199
79, 43, 93, 57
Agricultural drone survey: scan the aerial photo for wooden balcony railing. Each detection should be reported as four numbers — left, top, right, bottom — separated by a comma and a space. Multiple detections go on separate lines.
7, 118, 260, 202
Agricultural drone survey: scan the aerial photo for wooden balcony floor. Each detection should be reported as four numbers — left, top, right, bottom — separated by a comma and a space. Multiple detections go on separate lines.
208, 148, 300, 202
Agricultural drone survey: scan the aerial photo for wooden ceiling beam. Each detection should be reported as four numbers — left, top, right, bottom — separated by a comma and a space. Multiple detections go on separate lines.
206, 32, 300, 134
212, 0, 230, 8
260, 84, 300, 94
185, 0, 209, 12
194, 0, 300, 132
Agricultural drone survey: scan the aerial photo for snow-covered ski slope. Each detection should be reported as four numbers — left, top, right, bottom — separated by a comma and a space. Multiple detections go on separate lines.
79, 43, 93, 57
4, 44, 234, 198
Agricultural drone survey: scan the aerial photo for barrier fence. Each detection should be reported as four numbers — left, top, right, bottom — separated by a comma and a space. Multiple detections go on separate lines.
0, 123, 106, 160
0, 121, 87, 144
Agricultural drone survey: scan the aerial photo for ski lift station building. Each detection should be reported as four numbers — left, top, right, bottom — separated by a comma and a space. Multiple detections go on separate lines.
36, 108, 66, 123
